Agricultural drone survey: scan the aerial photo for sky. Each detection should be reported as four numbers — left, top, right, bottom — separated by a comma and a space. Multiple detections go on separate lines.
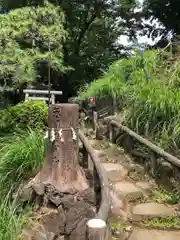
118, 0, 162, 47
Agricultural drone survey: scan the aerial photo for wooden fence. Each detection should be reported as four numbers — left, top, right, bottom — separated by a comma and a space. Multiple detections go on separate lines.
82, 100, 180, 188
83, 95, 119, 131
102, 117, 180, 187
79, 130, 111, 239
95, 96, 115, 119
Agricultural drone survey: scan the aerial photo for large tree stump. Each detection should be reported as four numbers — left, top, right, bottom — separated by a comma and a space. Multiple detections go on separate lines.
32, 104, 89, 194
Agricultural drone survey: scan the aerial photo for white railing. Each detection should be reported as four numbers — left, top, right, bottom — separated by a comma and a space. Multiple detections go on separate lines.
23, 89, 63, 104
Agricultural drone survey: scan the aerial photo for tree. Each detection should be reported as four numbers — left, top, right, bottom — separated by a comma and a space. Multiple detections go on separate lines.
141, 0, 180, 56
2, 0, 141, 97
143, 0, 180, 35
60, 0, 144, 94
0, 2, 68, 93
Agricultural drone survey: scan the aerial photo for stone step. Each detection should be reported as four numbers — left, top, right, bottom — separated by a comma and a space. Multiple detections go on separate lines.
135, 182, 153, 193
102, 163, 128, 182
131, 203, 176, 221
109, 190, 128, 220
88, 139, 102, 147
129, 228, 180, 240
113, 181, 144, 201
95, 150, 107, 159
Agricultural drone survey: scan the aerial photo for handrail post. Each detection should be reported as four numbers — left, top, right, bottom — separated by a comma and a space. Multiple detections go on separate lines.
82, 144, 88, 169
93, 165, 100, 210
78, 130, 111, 235
112, 96, 116, 114
87, 219, 107, 240
108, 123, 113, 142
92, 111, 98, 131
150, 151, 157, 176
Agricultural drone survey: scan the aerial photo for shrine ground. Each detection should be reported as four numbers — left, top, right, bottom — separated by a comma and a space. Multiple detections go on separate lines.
85, 131, 180, 240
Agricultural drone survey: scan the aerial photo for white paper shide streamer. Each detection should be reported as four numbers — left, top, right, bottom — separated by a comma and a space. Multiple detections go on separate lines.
58, 128, 64, 142
44, 127, 77, 142
71, 127, 77, 141
44, 130, 48, 139
50, 128, 55, 142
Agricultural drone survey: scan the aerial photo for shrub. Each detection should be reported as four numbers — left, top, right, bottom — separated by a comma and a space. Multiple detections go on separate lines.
0, 100, 48, 134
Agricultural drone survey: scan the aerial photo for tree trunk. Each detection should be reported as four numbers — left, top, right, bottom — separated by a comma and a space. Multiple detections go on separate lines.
33, 104, 89, 194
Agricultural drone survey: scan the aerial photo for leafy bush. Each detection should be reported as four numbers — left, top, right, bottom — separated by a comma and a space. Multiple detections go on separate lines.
0, 100, 48, 134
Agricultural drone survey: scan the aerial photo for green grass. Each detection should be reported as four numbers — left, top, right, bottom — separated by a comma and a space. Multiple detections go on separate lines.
0, 130, 45, 239
109, 217, 125, 236
151, 187, 180, 205
142, 216, 180, 230
0, 130, 45, 195
0, 198, 31, 240
110, 220, 124, 232
78, 49, 180, 156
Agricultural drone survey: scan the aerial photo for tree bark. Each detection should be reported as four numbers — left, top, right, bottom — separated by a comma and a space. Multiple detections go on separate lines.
33, 104, 89, 194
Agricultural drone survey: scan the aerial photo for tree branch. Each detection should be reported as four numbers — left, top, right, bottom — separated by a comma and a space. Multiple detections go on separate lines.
74, 13, 96, 55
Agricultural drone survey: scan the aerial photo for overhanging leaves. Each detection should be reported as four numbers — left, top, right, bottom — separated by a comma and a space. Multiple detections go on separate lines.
0, 2, 67, 90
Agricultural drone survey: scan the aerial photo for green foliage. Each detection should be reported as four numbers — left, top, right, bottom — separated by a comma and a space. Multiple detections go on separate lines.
110, 218, 124, 232
142, 216, 180, 230
60, 0, 135, 92
0, 130, 45, 194
0, 198, 30, 240
0, 100, 48, 134
78, 49, 180, 155
143, 0, 180, 35
78, 50, 162, 100
0, 2, 67, 90
0, 130, 44, 238
152, 187, 180, 205
3, 0, 142, 95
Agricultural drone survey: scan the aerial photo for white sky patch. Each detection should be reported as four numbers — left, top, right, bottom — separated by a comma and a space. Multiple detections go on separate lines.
118, 0, 163, 48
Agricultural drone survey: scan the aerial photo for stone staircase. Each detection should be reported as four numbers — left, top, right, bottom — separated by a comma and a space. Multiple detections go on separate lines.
88, 139, 180, 240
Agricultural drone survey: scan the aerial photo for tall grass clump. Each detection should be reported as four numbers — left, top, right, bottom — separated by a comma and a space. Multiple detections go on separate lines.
0, 130, 45, 239
0, 99, 48, 238
78, 50, 162, 100
0, 198, 31, 240
78, 49, 180, 155
0, 130, 45, 195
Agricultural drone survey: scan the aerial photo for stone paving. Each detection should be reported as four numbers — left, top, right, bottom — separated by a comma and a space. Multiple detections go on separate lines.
129, 228, 180, 240
88, 138, 180, 240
